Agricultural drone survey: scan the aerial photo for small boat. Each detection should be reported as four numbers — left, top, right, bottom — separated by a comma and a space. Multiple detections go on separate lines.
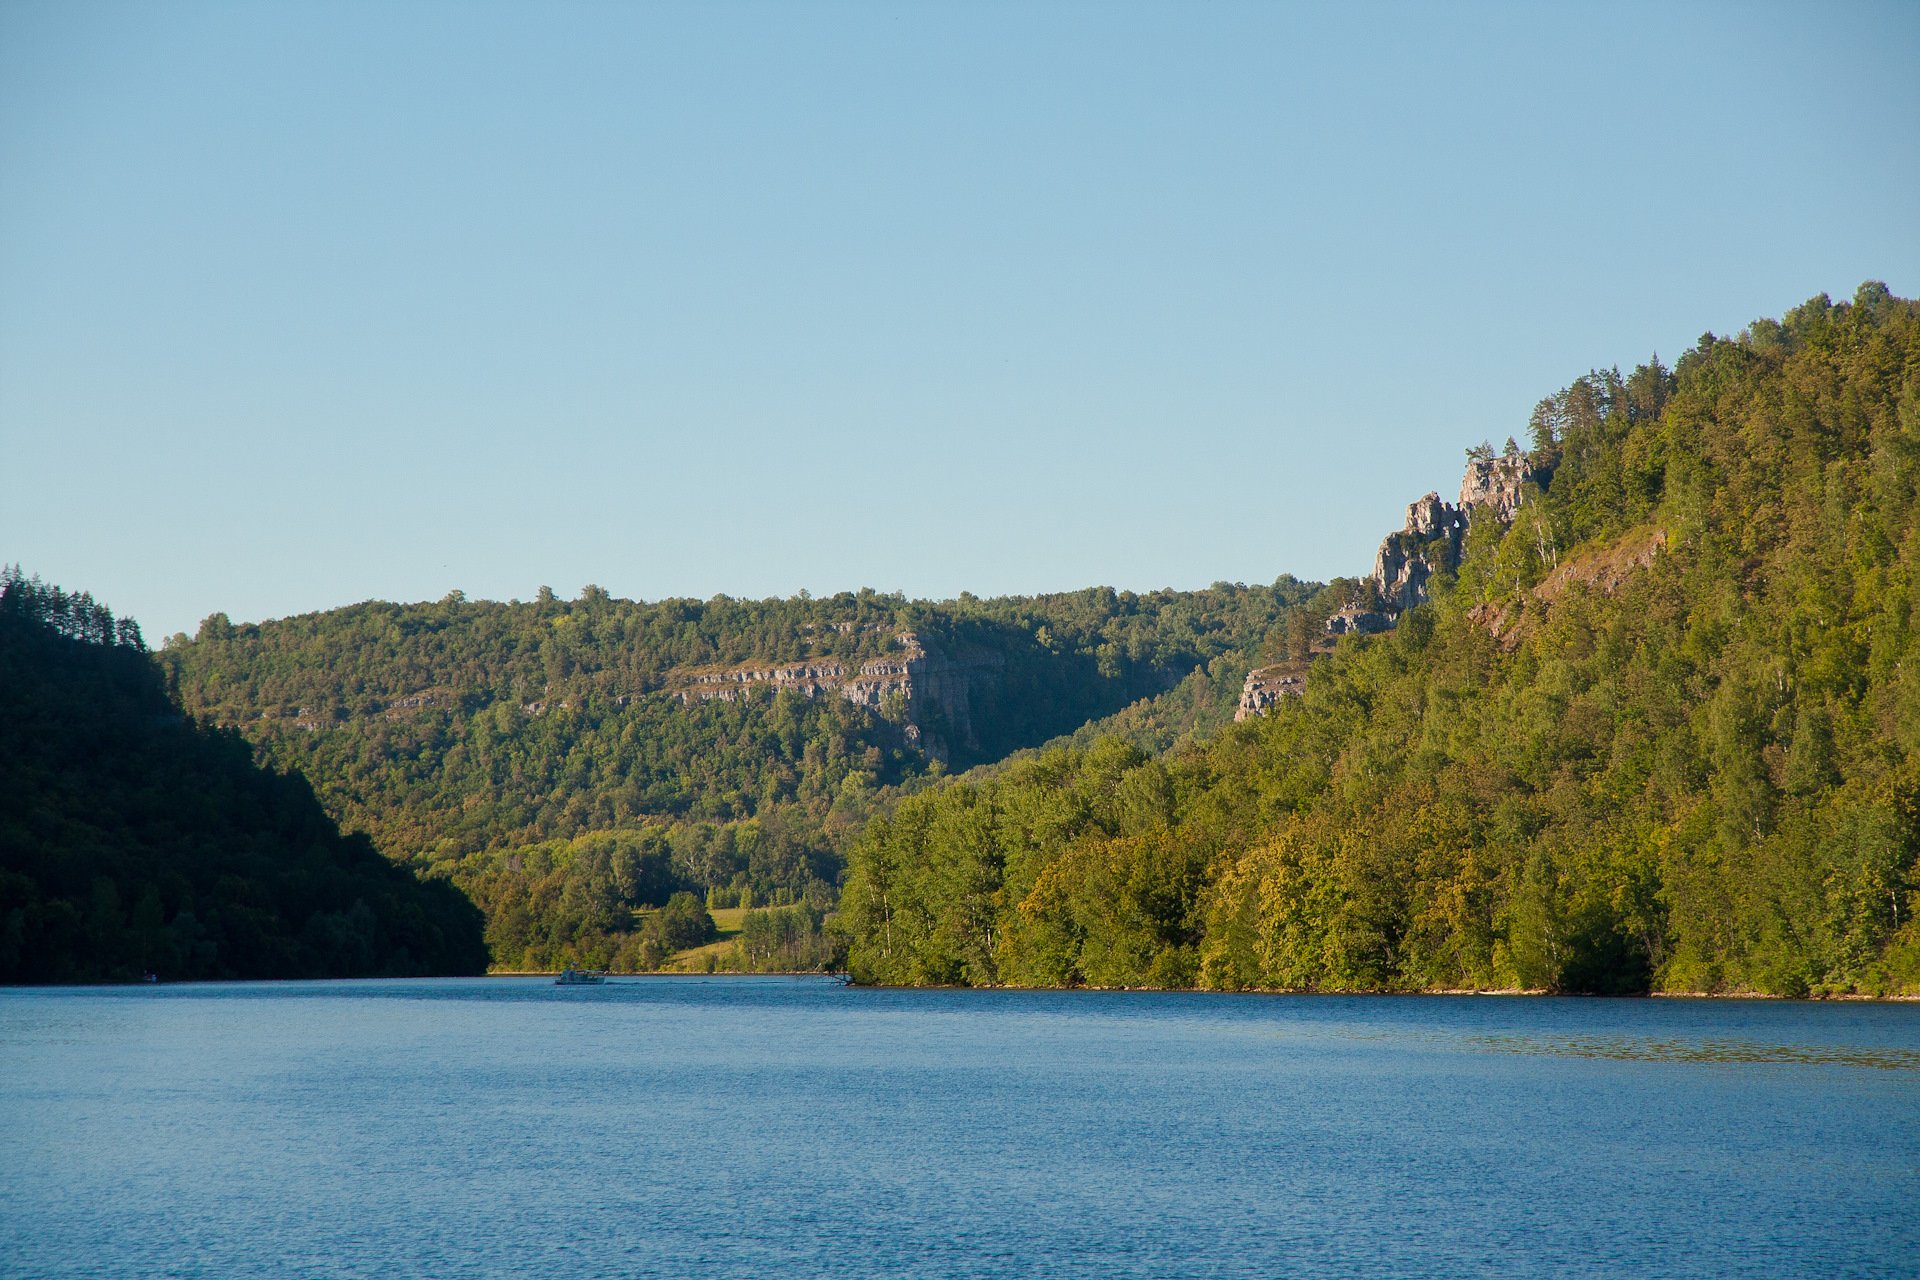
554, 968, 608, 986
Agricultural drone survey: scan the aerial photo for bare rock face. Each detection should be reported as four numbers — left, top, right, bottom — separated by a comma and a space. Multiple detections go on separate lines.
1371, 535, 1432, 613
1349, 490, 1470, 622
1371, 491, 1467, 614
1405, 491, 1458, 537
1325, 606, 1395, 636
666, 631, 997, 763
1326, 449, 1547, 639
887, 632, 1008, 758
1256, 445, 1555, 716
1459, 449, 1543, 522
1236, 664, 1307, 720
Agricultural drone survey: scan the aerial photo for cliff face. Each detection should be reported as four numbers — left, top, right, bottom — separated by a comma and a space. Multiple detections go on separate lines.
1371, 491, 1468, 612
1235, 662, 1308, 720
670, 631, 999, 762
1459, 451, 1537, 520
1239, 446, 1549, 718
1354, 445, 1546, 623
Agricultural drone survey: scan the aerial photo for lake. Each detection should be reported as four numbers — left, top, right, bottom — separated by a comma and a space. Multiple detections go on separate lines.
2, 978, 1916, 1278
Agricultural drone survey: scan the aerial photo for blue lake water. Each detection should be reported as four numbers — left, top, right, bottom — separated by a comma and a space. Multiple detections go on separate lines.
2, 978, 1917, 1279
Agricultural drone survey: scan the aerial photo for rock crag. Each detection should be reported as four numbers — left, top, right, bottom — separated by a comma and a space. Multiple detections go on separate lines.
1343, 443, 1546, 630
1371, 490, 1467, 613
669, 632, 997, 761
1239, 444, 1550, 719
1459, 450, 1538, 521
1235, 662, 1310, 721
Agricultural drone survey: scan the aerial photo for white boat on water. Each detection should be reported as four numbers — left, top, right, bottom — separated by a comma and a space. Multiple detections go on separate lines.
554, 968, 607, 986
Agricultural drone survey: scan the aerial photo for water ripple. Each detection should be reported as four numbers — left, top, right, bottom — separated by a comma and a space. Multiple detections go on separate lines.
1467, 1033, 1920, 1070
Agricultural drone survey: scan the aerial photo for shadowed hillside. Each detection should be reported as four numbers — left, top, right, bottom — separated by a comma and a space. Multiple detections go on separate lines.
159, 577, 1316, 971
0, 571, 488, 983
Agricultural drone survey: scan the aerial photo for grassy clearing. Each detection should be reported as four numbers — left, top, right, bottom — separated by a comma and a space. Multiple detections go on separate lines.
706, 907, 749, 934
654, 906, 746, 973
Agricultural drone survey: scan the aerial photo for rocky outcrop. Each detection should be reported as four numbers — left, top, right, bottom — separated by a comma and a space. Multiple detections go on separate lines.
1325, 606, 1395, 636
1246, 446, 1551, 719
1333, 447, 1548, 635
1459, 449, 1541, 522
1236, 663, 1308, 720
668, 632, 996, 762
676, 639, 914, 708
1404, 491, 1457, 537
1371, 492, 1468, 613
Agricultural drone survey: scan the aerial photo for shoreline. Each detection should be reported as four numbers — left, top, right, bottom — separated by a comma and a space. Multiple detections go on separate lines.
496, 971, 1920, 1002
12, 973, 1915, 1001
829, 980, 1920, 1003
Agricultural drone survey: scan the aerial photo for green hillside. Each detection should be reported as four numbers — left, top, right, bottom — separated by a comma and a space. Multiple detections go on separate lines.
159, 578, 1314, 970
0, 572, 488, 983
842, 284, 1920, 997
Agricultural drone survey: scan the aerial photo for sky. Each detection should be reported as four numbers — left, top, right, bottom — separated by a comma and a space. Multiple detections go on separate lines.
3, 1, 1917, 642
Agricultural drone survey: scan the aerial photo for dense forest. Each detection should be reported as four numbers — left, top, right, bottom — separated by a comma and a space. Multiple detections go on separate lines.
0, 570, 488, 982
19, 286, 1916, 992
158, 577, 1314, 970
842, 284, 1920, 997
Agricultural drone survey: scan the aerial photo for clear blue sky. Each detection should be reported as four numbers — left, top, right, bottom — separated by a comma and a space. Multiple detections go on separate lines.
4, 1, 1917, 642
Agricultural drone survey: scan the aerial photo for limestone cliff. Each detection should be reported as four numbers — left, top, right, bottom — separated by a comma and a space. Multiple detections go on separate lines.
1459, 450, 1538, 521
669, 631, 999, 761
1238, 445, 1549, 718
1349, 444, 1546, 625
1370, 491, 1467, 612
1235, 662, 1308, 721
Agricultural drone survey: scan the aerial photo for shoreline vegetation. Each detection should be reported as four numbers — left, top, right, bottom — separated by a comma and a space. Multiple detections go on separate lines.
463, 970, 1920, 1004
0, 572, 488, 984
7, 287, 1920, 996
837, 286, 1920, 1000
829, 978, 1920, 1002
19, 961, 1920, 1003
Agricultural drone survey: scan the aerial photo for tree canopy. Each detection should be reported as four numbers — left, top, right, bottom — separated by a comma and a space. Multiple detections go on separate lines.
157, 575, 1314, 971
843, 284, 1920, 997
0, 569, 487, 982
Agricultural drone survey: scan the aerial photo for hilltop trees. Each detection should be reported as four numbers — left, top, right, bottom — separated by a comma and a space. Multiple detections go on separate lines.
843, 285, 1920, 996
0, 570, 487, 982
158, 574, 1314, 971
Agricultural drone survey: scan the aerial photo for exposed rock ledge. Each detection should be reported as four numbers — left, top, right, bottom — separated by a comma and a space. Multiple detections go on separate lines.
1239, 445, 1550, 720
667, 632, 998, 760
1459, 450, 1538, 522
1236, 661, 1310, 721
1347, 444, 1548, 630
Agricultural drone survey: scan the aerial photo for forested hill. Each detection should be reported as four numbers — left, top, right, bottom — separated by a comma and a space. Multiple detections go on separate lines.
0, 571, 488, 983
160, 578, 1315, 969
843, 283, 1920, 997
